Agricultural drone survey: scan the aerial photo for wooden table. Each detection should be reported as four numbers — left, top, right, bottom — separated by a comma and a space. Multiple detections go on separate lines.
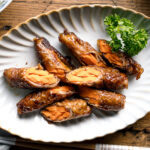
1, 0, 150, 149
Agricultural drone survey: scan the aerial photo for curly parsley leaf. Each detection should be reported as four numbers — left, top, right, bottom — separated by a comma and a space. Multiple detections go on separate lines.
104, 14, 148, 56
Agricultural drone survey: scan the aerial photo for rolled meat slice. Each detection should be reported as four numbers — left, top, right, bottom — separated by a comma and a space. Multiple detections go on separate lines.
34, 37, 72, 81
41, 99, 91, 123
59, 30, 106, 67
79, 87, 125, 111
4, 64, 59, 89
66, 66, 128, 90
97, 39, 144, 80
17, 86, 75, 114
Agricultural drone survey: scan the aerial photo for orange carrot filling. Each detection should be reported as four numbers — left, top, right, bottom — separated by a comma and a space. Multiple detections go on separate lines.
82, 54, 99, 66
25, 68, 57, 85
98, 40, 123, 66
105, 53, 123, 66
41, 106, 70, 121
51, 86, 71, 93
67, 67, 102, 83
97, 39, 111, 53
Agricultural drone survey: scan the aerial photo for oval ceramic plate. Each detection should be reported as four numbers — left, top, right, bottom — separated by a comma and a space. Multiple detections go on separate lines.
0, 5, 150, 143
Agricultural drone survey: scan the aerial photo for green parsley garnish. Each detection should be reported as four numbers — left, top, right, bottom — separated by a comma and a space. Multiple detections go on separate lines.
104, 14, 148, 56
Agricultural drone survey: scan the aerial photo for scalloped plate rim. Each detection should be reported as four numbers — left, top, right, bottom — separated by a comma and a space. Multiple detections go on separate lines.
1, 4, 150, 40
0, 4, 150, 143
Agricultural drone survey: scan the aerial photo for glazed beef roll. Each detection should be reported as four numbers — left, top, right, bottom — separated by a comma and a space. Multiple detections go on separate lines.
97, 39, 144, 79
4, 64, 59, 89
59, 30, 106, 67
41, 99, 91, 122
34, 37, 72, 81
17, 86, 75, 114
66, 66, 128, 90
79, 87, 125, 111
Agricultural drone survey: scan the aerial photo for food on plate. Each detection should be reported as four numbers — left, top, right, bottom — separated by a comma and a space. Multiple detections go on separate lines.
104, 14, 148, 56
59, 30, 106, 67
17, 86, 75, 114
41, 99, 91, 122
4, 13, 147, 125
34, 37, 72, 81
66, 66, 128, 90
79, 87, 125, 111
4, 64, 59, 89
97, 39, 144, 79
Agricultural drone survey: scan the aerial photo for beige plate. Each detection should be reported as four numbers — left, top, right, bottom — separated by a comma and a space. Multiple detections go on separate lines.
0, 5, 150, 142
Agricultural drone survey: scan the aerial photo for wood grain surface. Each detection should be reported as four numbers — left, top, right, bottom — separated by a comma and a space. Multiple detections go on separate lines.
1, 0, 150, 149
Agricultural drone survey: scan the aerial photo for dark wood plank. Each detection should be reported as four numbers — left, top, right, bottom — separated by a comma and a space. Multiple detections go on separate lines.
0, 0, 113, 36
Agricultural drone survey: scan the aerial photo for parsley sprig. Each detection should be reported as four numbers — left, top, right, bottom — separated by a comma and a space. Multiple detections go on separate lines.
104, 14, 148, 56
